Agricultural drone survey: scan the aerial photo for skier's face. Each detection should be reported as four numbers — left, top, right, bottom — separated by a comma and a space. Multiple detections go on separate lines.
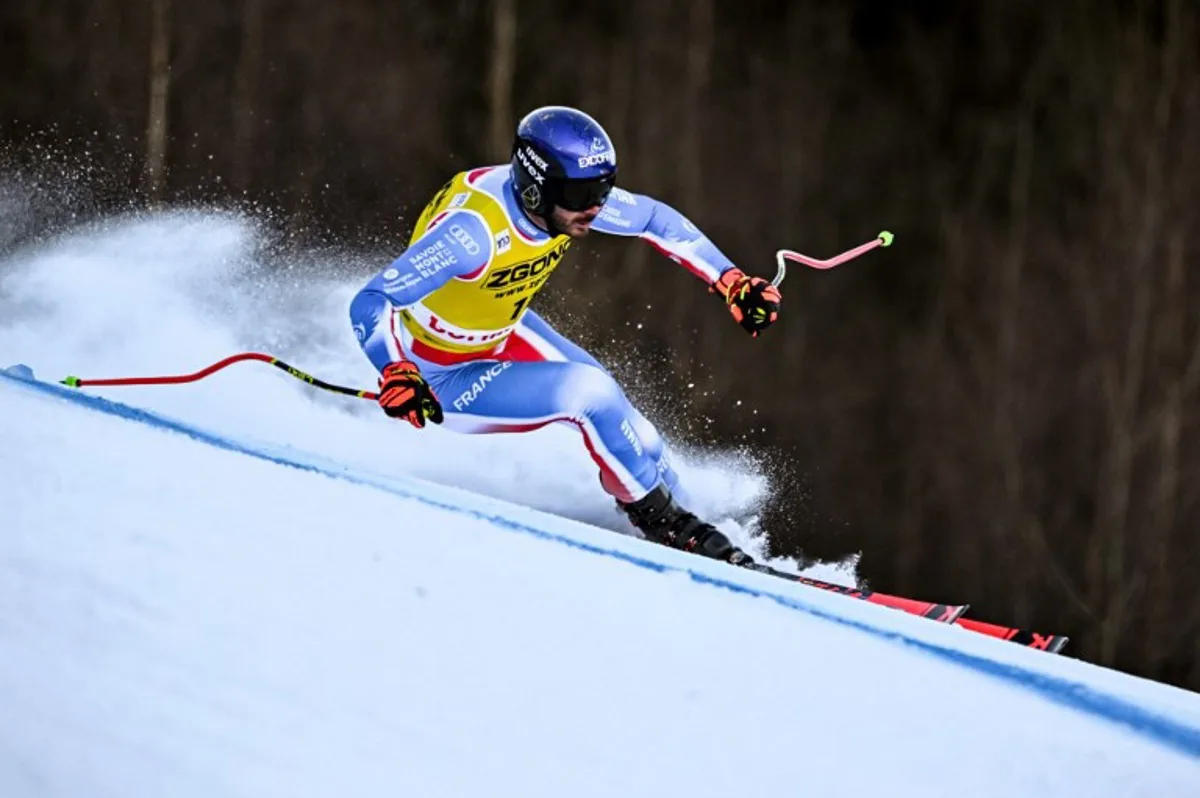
551, 204, 602, 238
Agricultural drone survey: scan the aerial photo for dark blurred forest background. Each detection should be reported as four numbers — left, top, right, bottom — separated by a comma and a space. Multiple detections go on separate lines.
2, 0, 1199, 690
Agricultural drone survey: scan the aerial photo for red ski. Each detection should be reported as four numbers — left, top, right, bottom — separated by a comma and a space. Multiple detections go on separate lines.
789, 574, 969, 623
747, 564, 1069, 653
747, 565, 969, 624
953, 617, 1070, 654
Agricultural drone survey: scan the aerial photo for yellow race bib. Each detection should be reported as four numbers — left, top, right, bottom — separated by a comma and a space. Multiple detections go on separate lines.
399, 168, 571, 360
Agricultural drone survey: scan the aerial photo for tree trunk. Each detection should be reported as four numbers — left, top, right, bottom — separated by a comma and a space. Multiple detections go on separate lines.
231, 0, 265, 194
144, 0, 171, 206
488, 0, 517, 162
1141, 0, 1187, 674
1144, 231, 1183, 673
679, 0, 712, 204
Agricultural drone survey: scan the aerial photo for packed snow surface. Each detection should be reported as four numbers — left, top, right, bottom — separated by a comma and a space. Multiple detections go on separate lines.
3, 211, 1200, 796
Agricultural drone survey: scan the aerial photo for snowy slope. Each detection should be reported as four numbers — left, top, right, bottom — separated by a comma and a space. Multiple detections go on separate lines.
4, 364, 1200, 798
3, 209, 1200, 796
0, 210, 787, 553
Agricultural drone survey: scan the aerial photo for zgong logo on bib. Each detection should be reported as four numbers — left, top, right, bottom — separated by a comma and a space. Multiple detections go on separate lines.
485, 239, 569, 290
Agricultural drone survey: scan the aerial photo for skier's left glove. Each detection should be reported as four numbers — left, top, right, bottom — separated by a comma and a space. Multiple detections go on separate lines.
378, 360, 444, 428
712, 268, 782, 337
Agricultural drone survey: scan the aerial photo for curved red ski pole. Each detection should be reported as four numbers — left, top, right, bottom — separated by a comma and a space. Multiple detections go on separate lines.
59, 352, 378, 401
772, 230, 894, 286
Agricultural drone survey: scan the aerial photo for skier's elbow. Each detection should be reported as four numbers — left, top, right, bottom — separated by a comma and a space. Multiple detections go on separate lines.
349, 288, 390, 344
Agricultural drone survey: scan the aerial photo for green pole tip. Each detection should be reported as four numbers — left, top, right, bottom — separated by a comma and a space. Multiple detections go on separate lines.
878, 231, 895, 247
61, 376, 80, 388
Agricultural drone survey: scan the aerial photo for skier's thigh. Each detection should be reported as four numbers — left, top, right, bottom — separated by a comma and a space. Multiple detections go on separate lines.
431, 359, 622, 426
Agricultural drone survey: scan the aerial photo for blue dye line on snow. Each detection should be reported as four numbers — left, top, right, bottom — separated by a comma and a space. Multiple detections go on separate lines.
4, 363, 1200, 761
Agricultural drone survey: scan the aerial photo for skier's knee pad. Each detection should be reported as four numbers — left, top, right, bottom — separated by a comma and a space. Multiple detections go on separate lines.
560, 364, 627, 420
628, 410, 665, 460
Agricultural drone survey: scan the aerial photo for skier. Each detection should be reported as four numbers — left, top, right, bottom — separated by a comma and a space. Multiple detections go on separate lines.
349, 105, 781, 565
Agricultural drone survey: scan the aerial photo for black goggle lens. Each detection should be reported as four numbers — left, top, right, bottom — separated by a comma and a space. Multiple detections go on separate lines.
558, 177, 615, 211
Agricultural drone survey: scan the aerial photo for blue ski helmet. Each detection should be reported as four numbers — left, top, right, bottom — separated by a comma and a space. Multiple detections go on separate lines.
510, 106, 617, 218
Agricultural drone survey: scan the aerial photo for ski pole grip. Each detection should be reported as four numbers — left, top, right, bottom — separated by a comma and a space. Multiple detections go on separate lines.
772, 254, 787, 287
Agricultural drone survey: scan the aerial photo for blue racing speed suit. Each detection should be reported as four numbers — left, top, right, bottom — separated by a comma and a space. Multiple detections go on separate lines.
349, 164, 739, 503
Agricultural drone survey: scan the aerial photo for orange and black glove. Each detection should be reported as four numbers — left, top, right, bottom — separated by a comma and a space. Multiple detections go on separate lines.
377, 360, 444, 428
712, 268, 782, 337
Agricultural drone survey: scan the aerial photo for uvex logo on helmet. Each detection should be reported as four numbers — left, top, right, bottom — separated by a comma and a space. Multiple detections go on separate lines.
516, 146, 547, 184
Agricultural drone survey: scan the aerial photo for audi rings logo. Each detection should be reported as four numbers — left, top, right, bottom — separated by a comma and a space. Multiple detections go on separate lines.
448, 224, 480, 255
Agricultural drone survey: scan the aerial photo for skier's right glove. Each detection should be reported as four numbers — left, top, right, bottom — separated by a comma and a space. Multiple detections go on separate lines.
377, 360, 444, 428
712, 267, 782, 337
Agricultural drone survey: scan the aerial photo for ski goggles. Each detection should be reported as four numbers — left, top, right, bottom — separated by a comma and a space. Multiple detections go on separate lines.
556, 175, 616, 211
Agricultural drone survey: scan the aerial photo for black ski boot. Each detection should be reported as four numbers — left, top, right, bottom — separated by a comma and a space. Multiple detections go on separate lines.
619, 484, 755, 566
